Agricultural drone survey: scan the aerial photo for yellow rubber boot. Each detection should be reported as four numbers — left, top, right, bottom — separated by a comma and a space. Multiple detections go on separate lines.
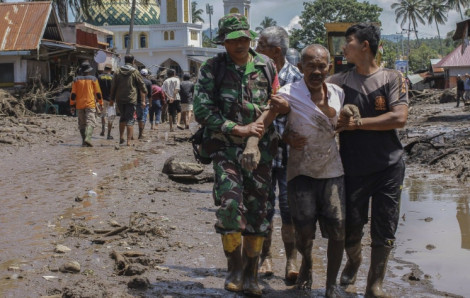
221, 232, 243, 292
243, 235, 264, 297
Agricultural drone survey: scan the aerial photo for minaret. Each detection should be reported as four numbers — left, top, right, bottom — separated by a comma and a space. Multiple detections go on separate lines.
223, 0, 251, 26
160, 0, 192, 24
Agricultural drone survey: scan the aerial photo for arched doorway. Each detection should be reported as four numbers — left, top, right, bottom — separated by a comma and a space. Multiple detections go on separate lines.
159, 59, 182, 78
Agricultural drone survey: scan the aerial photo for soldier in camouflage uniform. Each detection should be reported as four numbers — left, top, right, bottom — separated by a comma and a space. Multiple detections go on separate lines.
193, 13, 287, 297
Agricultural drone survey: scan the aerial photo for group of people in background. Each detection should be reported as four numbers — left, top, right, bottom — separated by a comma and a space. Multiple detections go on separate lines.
70, 55, 195, 147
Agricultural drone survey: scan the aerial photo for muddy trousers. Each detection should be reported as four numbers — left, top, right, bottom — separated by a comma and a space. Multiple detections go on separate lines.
342, 159, 405, 295
288, 175, 346, 291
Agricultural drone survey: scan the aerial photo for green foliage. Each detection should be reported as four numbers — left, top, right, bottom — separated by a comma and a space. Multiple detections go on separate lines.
378, 35, 455, 72
408, 43, 439, 71
289, 0, 382, 50
202, 33, 216, 48
423, 0, 449, 55
255, 17, 277, 33
381, 40, 401, 69
447, 0, 470, 20
192, 2, 204, 24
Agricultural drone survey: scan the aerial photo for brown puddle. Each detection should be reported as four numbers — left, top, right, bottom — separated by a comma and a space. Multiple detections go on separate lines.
393, 173, 470, 297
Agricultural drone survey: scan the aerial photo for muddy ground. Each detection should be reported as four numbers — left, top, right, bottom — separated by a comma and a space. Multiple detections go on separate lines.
0, 96, 469, 298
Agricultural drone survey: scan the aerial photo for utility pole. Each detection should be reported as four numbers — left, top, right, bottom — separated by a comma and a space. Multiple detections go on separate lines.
395, 31, 405, 58
401, 28, 418, 57
206, 4, 213, 40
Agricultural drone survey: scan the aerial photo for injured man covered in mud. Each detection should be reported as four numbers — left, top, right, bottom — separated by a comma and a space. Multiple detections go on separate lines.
279, 44, 347, 297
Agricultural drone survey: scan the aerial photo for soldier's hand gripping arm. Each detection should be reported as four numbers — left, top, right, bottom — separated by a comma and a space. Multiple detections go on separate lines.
241, 94, 290, 171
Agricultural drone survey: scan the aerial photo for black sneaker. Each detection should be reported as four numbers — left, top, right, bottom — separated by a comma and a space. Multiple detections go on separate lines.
107, 135, 114, 140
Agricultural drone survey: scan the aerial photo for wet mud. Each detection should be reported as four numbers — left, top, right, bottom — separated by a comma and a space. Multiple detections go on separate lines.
0, 101, 469, 297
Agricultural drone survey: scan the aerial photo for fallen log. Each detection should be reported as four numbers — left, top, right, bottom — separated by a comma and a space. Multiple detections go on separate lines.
110, 251, 129, 274
92, 226, 128, 244
428, 149, 457, 165
102, 226, 128, 237
404, 132, 446, 154
122, 251, 146, 257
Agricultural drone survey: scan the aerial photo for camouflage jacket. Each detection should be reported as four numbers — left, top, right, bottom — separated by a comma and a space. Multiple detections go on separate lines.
193, 49, 280, 163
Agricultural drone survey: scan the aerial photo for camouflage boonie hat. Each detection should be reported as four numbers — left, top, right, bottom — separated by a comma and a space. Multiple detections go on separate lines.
212, 13, 257, 44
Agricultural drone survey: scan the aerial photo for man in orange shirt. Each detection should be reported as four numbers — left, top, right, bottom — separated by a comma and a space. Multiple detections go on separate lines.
70, 62, 103, 147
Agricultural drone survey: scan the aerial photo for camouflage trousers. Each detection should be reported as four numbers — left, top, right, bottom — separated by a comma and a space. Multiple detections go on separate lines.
212, 147, 273, 236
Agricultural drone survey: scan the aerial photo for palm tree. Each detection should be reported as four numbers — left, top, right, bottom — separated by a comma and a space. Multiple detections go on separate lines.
447, 0, 470, 20
255, 17, 277, 33
192, 2, 204, 24
424, 0, 449, 55
391, 0, 426, 56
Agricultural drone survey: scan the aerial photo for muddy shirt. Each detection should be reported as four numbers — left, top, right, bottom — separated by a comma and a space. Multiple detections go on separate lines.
279, 80, 344, 181
327, 67, 408, 176
193, 50, 280, 163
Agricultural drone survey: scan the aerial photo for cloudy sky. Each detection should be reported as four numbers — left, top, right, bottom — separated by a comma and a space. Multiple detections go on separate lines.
194, 0, 461, 38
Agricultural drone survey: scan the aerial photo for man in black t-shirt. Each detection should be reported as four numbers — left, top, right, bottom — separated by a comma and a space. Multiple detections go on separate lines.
179, 73, 194, 129
327, 23, 408, 297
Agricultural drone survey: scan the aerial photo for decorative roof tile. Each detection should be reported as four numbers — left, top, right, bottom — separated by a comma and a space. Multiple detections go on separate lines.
79, 0, 160, 26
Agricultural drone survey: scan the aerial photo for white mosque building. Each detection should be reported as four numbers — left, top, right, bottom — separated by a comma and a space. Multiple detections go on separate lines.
80, 0, 252, 76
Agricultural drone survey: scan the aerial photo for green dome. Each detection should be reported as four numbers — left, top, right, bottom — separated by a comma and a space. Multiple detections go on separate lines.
80, 0, 160, 26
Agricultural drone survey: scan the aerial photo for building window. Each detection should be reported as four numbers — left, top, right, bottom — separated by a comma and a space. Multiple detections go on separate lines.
184, 0, 189, 22
164, 31, 169, 40
124, 33, 131, 49
139, 33, 147, 48
170, 31, 175, 40
0, 63, 14, 87
167, 0, 177, 22
106, 35, 113, 48
230, 7, 239, 14
244, 7, 248, 17
190, 30, 198, 41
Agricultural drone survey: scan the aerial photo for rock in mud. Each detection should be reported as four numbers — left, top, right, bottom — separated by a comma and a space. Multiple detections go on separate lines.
426, 244, 436, 250
124, 264, 147, 276
162, 156, 204, 175
59, 261, 81, 273
55, 244, 71, 253
127, 277, 150, 289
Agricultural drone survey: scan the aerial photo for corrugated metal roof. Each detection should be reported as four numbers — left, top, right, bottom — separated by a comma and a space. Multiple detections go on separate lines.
408, 73, 425, 85
436, 44, 470, 68
430, 59, 444, 73
0, 2, 53, 51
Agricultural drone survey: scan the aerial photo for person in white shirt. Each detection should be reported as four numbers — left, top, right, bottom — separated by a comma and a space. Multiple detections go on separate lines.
162, 69, 182, 132
280, 44, 345, 297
